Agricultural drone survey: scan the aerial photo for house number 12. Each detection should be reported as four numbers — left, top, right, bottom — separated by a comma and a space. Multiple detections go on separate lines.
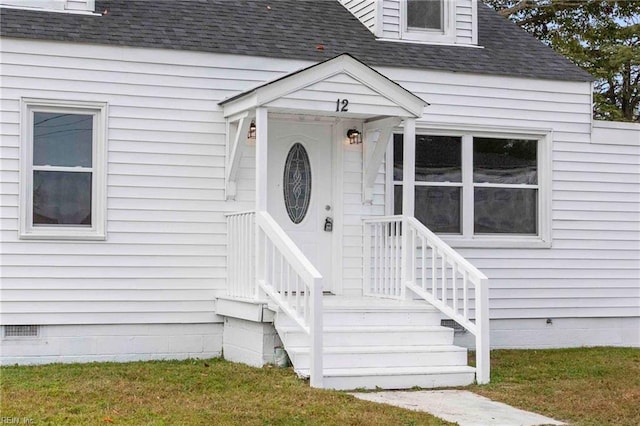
336, 98, 349, 112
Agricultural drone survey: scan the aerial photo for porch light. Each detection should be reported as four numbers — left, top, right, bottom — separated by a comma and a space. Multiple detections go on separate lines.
347, 128, 362, 144
248, 120, 256, 140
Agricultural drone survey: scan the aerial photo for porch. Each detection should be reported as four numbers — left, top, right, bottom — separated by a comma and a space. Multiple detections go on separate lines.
217, 55, 490, 389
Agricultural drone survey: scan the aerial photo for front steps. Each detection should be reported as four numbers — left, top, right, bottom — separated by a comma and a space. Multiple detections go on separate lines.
274, 297, 476, 390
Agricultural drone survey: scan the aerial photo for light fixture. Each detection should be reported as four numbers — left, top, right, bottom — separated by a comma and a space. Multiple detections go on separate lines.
347, 128, 362, 144
247, 120, 256, 139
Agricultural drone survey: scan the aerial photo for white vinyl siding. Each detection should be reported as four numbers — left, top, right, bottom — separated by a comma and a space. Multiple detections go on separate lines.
339, 0, 377, 33
1, 38, 637, 331
455, 0, 475, 44
0, 38, 308, 325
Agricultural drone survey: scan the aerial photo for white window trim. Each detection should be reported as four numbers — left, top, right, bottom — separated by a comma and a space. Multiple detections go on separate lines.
387, 125, 552, 249
0, 0, 97, 14
20, 98, 107, 240
400, 0, 456, 44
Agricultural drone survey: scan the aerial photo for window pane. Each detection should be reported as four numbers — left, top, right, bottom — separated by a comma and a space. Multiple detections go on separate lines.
393, 134, 404, 181
397, 185, 461, 233
33, 171, 92, 226
416, 135, 461, 182
394, 134, 461, 182
33, 112, 93, 167
283, 143, 311, 224
407, 0, 442, 30
473, 137, 537, 184
474, 188, 537, 234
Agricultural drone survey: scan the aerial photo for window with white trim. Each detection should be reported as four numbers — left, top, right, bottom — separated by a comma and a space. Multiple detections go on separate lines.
392, 131, 551, 246
20, 100, 106, 240
402, 0, 454, 43
0, 0, 95, 13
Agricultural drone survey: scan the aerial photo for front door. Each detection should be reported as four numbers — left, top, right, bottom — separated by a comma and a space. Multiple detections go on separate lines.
268, 120, 333, 292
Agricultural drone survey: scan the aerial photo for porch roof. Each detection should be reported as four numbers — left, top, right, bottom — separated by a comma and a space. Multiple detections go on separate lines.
218, 54, 428, 120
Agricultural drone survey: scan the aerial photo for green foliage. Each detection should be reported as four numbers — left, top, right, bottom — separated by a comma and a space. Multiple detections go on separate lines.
484, 0, 640, 121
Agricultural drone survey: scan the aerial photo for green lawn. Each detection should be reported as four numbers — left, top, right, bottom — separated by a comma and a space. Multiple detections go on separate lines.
0, 358, 449, 425
469, 347, 640, 426
1, 347, 638, 425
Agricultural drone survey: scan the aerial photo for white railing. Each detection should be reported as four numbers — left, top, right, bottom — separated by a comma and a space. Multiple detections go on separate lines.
362, 216, 403, 298
225, 211, 256, 299
256, 211, 323, 388
363, 215, 490, 384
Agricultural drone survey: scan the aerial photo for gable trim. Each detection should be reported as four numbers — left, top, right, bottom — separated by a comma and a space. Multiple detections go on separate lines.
219, 54, 428, 119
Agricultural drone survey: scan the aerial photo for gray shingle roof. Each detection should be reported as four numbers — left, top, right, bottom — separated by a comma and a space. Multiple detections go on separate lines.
0, 0, 593, 81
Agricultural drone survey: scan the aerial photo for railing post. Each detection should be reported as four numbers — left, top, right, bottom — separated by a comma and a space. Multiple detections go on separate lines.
309, 277, 323, 388
363, 222, 372, 296
475, 277, 490, 384
401, 118, 416, 298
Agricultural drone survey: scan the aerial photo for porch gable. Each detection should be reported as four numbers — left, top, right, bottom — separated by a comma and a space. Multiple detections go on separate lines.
219, 53, 428, 201
219, 53, 427, 119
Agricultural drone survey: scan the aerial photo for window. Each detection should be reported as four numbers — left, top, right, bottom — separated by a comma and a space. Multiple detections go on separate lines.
402, 0, 454, 43
407, 0, 442, 31
0, 0, 95, 13
20, 99, 106, 239
392, 131, 551, 247
0, 0, 65, 10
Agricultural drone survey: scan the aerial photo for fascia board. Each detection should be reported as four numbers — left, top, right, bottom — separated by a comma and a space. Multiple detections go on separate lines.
222, 93, 259, 118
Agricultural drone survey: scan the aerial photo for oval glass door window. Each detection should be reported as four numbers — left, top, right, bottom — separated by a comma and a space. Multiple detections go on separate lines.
283, 143, 312, 224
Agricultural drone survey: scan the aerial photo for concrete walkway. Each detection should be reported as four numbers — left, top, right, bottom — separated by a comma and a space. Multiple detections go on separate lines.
351, 390, 565, 426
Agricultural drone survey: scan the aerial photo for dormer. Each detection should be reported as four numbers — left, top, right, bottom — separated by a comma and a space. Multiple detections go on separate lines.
0, 0, 95, 13
340, 0, 478, 46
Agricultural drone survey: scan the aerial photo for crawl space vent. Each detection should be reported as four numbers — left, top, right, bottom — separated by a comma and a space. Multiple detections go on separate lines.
441, 319, 466, 333
4, 325, 39, 338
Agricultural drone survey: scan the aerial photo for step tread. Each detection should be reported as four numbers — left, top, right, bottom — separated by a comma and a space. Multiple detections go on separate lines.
322, 297, 437, 309
286, 344, 467, 354
322, 306, 440, 313
297, 365, 476, 377
277, 325, 451, 333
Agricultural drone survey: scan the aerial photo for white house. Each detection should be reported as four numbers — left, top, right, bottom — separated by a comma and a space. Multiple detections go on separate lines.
0, 0, 638, 389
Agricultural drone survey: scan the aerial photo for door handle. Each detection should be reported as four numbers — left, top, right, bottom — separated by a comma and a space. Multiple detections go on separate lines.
324, 217, 333, 232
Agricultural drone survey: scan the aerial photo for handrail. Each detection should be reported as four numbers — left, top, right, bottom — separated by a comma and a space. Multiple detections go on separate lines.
255, 211, 324, 388
404, 216, 490, 384
362, 215, 490, 384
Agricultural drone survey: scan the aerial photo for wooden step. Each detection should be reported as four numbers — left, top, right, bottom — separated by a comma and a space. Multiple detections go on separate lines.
277, 325, 453, 347
296, 365, 476, 390
273, 296, 473, 390
286, 344, 468, 369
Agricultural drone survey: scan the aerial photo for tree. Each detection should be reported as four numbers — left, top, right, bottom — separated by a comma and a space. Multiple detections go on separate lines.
484, 0, 640, 122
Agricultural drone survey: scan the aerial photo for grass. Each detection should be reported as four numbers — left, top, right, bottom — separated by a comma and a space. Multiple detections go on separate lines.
0, 358, 450, 425
468, 347, 640, 426
2, 348, 638, 425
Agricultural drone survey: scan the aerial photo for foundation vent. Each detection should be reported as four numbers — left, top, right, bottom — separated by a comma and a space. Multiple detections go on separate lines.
4, 325, 39, 338
441, 319, 467, 333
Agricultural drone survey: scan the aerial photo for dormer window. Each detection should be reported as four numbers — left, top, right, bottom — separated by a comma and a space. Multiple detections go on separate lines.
402, 0, 454, 44
407, 0, 442, 31
0, 0, 95, 13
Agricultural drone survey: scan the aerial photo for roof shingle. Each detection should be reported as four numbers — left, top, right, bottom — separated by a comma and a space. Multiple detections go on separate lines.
0, 0, 593, 81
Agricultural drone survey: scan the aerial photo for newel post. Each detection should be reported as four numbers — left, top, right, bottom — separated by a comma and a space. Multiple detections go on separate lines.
475, 278, 491, 384
400, 118, 416, 297
255, 108, 268, 297
309, 276, 324, 388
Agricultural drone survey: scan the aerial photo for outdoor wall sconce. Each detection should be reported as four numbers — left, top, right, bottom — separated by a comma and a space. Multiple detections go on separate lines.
247, 120, 257, 140
347, 128, 362, 144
